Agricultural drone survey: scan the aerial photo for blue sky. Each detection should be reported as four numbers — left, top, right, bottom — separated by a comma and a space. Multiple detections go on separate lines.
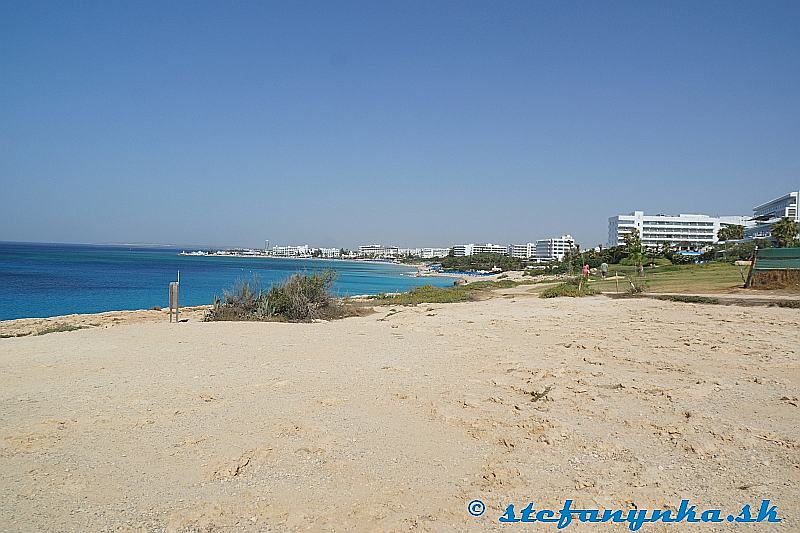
1, 1, 798, 248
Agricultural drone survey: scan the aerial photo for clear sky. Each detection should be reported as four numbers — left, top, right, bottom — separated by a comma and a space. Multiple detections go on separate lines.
1, 1, 798, 248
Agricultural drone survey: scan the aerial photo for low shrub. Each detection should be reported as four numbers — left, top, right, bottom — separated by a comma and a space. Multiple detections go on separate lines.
0, 332, 31, 339
772, 300, 800, 309
655, 295, 719, 305
372, 285, 475, 305
36, 323, 85, 335
266, 270, 338, 320
465, 279, 521, 290
205, 271, 343, 322
539, 280, 598, 298
372, 279, 534, 305
627, 279, 647, 294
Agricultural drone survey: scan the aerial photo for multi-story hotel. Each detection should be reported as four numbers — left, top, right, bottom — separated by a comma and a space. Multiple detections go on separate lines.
508, 243, 535, 259
534, 235, 575, 261
398, 248, 427, 257
473, 243, 508, 255
272, 244, 311, 257
745, 191, 799, 240
451, 243, 508, 257
358, 244, 400, 257
450, 244, 471, 257
608, 212, 748, 250
419, 247, 451, 259
508, 236, 576, 261
317, 248, 341, 258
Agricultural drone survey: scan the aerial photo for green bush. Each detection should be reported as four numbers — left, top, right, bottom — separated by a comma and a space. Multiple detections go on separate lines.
266, 271, 337, 320
373, 285, 475, 305
205, 271, 341, 322
539, 280, 598, 298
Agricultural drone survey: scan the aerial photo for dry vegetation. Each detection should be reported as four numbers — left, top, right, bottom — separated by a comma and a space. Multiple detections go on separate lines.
370, 279, 534, 305
204, 272, 356, 322
0, 323, 85, 339
539, 279, 598, 298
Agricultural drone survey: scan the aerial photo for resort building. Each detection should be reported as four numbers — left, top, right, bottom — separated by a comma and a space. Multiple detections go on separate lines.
451, 243, 508, 257
508, 237, 576, 261
317, 248, 340, 258
745, 191, 799, 240
451, 245, 470, 257
272, 244, 311, 257
534, 235, 575, 261
398, 248, 422, 257
474, 243, 508, 255
608, 212, 748, 250
507, 243, 536, 259
420, 248, 450, 259
358, 244, 400, 257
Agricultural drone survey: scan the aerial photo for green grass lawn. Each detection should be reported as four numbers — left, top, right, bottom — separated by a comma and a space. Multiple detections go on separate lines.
369, 263, 748, 304
588, 262, 747, 294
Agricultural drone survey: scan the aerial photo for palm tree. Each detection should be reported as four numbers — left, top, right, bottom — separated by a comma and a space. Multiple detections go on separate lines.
718, 224, 744, 241
771, 218, 799, 248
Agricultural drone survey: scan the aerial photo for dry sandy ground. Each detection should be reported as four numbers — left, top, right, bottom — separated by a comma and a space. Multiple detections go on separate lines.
1, 293, 798, 532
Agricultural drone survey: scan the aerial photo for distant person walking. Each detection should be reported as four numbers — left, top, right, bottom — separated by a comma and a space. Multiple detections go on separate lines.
578, 263, 590, 292
600, 262, 609, 279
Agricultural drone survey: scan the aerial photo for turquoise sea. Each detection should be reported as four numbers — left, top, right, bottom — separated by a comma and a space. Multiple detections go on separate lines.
0, 242, 455, 320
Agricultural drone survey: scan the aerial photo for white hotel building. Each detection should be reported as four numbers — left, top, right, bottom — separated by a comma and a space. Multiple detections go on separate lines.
420, 247, 451, 259
745, 191, 799, 240
358, 244, 400, 257
451, 243, 508, 257
608, 211, 748, 250
272, 244, 311, 257
508, 235, 576, 261
317, 248, 341, 258
357, 245, 450, 258
508, 243, 535, 259
534, 235, 575, 261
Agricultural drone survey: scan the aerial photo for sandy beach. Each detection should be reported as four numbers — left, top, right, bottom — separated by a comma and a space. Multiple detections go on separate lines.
1, 289, 798, 532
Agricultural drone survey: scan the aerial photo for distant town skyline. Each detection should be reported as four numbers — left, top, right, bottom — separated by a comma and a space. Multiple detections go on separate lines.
1, 2, 798, 248
0, 190, 795, 251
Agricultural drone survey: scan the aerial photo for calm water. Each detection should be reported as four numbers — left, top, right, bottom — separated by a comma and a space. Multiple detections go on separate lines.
0, 242, 454, 320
